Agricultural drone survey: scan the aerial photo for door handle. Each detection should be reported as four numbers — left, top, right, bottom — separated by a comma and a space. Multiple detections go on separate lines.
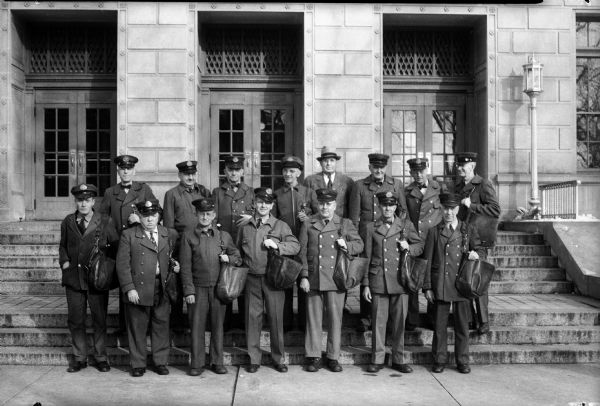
78, 151, 86, 175
245, 151, 252, 172
253, 152, 259, 171
70, 149, 76, 174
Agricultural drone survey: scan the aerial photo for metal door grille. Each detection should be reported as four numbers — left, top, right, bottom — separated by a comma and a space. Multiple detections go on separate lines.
204, 26, 300, 76
383, 29, 471, 77
29, 24, 117, 74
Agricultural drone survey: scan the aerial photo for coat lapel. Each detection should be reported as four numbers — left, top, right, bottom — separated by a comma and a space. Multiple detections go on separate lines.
83, 212, 102, 238
310, 216, 325, 232
422, 181, 440, 200
157, 225, 169, 253
136, 226, 157, 252
123, 182, 142, 206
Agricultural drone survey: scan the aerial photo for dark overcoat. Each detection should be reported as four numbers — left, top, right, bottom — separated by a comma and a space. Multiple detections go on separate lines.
452, 174, 501, 221
405, 177, 443, 241
272, 184, 318, 236
162, 183, 211, 234
304, 172, 354, 218
99, 181, 156, 234
213, 182, 254, 239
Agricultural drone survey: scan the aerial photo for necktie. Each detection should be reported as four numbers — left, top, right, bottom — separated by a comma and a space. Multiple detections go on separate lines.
375, 181, 383, 187
324, 219, 329, 226
121, 183, 131, 194
149, 231, 157, 248
327, 175, 333, 190
77, 217, 86, 235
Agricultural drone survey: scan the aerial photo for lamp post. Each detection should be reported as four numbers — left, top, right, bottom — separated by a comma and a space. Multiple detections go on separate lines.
523, 55, 544, 218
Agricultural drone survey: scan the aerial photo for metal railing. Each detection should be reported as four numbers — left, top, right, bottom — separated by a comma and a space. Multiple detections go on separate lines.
540, 180, 581, 219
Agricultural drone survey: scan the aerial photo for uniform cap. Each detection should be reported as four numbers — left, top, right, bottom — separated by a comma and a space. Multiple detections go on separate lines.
176, 160, 198, 174
315, 188, 338, 203
192, 197, 215, 212
439, 193, 461, 208
281, 155, 303, 170
135, 199, 161, 216
71, 183, 98, 199
376, 191, 399, 206
407, 157, 428, 170
455, 152, 478, 164
254, 187, 275, 203
368, 153, 390, 168
223, 155, 245, 170
316, 146, 342, 161
114, 155, 138, 169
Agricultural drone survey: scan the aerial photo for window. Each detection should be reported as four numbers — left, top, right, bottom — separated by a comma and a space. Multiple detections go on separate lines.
576, 18, 600, 169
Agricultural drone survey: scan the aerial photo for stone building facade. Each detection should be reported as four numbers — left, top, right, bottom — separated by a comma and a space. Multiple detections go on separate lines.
0, 1, 598, 221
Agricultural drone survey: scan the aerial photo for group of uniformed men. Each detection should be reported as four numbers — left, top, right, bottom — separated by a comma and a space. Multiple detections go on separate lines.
58, 146, 500, 378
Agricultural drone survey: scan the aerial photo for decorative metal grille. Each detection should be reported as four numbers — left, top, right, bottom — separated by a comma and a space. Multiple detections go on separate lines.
29, 24, 117, 74
383, 29, 471, 77
204, 26, 300, 76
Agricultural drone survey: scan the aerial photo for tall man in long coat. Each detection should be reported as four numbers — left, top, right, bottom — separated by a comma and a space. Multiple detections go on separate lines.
59, 183, 119, 373
349, 153, 407, 332
451, 152, 500, 335
404, 157, 443, 330
116, 199, 179, 377
299, 189, 364, 373
99, 154, 156, 334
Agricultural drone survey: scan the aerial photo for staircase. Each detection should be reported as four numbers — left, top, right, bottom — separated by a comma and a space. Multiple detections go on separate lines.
1, 222, 599, 366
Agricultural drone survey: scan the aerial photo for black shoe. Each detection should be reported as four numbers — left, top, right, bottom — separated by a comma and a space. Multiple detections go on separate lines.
477, 323, 490, 335
274, 364, 288, 373
155, 365, 170, 375
356, 319, 371, 333
212, 365, 227, 375
367, 364, 383, 373
405, 323, 417, 332
327, 359, 343, 373
131, 367, 145, 377
457, 364, 471, 374
432, 364, 445, 373
246, 364, 260, 373
96, 361, 110, 373
392, 363, 413, 373
67, 361, 87, 373
305, 357, 320, 372
468, 322, 478, 330
189, 368, 203, 376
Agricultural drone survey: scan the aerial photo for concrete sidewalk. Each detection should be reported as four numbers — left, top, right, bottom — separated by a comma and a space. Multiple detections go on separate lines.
1, 364, 599, 406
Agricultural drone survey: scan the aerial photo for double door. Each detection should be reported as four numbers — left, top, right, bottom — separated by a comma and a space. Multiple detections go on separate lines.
210, 92, 298, 190
34, 91, 116, 219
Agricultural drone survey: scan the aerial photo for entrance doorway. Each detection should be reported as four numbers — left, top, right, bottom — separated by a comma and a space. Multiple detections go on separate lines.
34, 91, 116, 219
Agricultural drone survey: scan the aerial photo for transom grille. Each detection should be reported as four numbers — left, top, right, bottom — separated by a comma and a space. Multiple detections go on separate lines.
203, 25, 300, 76
29, 24, 117, 75
383, 29, 471, 77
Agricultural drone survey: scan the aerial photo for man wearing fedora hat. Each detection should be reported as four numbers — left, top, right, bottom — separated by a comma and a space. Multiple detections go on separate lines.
163, 160, 211, 333
116, 199, 179, 377
273, 155, 318, 331
59, 183, 119, 373
304, 146, 354, 219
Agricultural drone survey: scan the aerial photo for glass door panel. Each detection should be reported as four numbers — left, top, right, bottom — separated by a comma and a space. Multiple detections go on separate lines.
84, 107, 114, 195
259, 108, 287, 190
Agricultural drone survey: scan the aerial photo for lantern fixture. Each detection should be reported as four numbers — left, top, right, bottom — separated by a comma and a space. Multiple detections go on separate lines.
523, 55, 544, 96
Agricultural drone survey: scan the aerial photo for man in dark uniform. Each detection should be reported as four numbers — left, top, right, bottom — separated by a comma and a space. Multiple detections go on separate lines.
116, 199, 179, 377
99, 154, 156, 334
273, 155, 318, 331
304, 146, 354, 219
404, 157, 443, 330
213, 155, 254, 330
179, 197, 242, 377
59, 183, 119, 373
299, 189, 363, 373
349, 153, 407, 332
423, 192, 486, 374
452, 152, 500, 335
163, 160, 211, 333
237, 188, 300, 373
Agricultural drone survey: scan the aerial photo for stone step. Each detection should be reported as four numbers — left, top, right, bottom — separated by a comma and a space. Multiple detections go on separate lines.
0, 256, 59, 268
0, 268, 62, 282
492, 268, 565, 281
1, 325, 599, 348
0, 343, 598, 366
0, 232, 60, 245
490, 256, 558, 268
0, 282, 65, 295
0, 245, 59, 256
495, 232, 544, 245
0, 221, 61, 232
491, 245, 550, 256
489, 281, 573, 294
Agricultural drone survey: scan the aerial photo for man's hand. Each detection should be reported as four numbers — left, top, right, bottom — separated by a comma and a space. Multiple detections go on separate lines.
62, 261, 70, 270
468, 250, 480, 261
171, 259, 180, 273
263, 239, 278, 250
235, 214, 252, 228
297, 212, 309, 222
363, 286, 372, 303
127, 289, 140, 305
398, 240, 409, 251
128, 212, 141, 225
336, 238, 347, 250
300, 277, 310, 293
185, 295, 195, 305
424, 289, 435, 304
461, 197, 471, 208
219, 254, 230, 263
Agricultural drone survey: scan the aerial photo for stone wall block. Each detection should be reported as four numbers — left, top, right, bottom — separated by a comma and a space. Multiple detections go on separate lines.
513, 31, 557, 54
127, 51, 156, 74
128, 100, 156, 123
497, 54, 570, 78
158, 3, 188, 25
558, 31, 572, 54
127, 76, 187, 99
314, 77, 373, 100
128, 27, 187, 50
158, 101, 187, 124
497, 7, 527, 29
314, 27, 372, 51
314, 3, 344, 26
498, 126, 513, 150
344, 53, 371, 75
537, 103, 572, 126
127, 2, 157, 25
499, 150, 530, 173
127, 149, 156, 172
158, 149, 187, 172
498, 102, 529, 126
344, 150, 370, 174
497, 77, 527, 102
158, 51, 187, 74
314, 101, 344, 124
529, 8, 572, 30
344, 4, 373, 27
129, 125, 186, 147
559, 127, 575, 150
345, 102, 371, 124
314, 125, 372, 148
497, 31, 512, 53
539, 151, 576, 173
314, 53, 344, 75
559, 79, 573, 102
513, 126, 559, 150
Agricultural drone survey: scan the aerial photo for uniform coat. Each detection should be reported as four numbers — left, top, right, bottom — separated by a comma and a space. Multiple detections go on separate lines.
304, 172, 354, 218
213, 182, 254, 239
162, 183, 211, 234
99, 181, 156, 234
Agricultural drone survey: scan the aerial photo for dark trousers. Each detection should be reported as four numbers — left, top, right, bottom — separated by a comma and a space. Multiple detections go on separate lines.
66, 286, 109, 363
359, 286, 372, 327
169, 273, 186, 331
125, 281, 171, 369
189, 286, 226, 368
245, 274, 285, 365
371, 293, 408, 365
432, 300, 470, 366
406, 291, 420, 327
305, 290, 345, 360
118, 289, 126, 331
284, 280, 306, 331
224, 295, 245, 330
